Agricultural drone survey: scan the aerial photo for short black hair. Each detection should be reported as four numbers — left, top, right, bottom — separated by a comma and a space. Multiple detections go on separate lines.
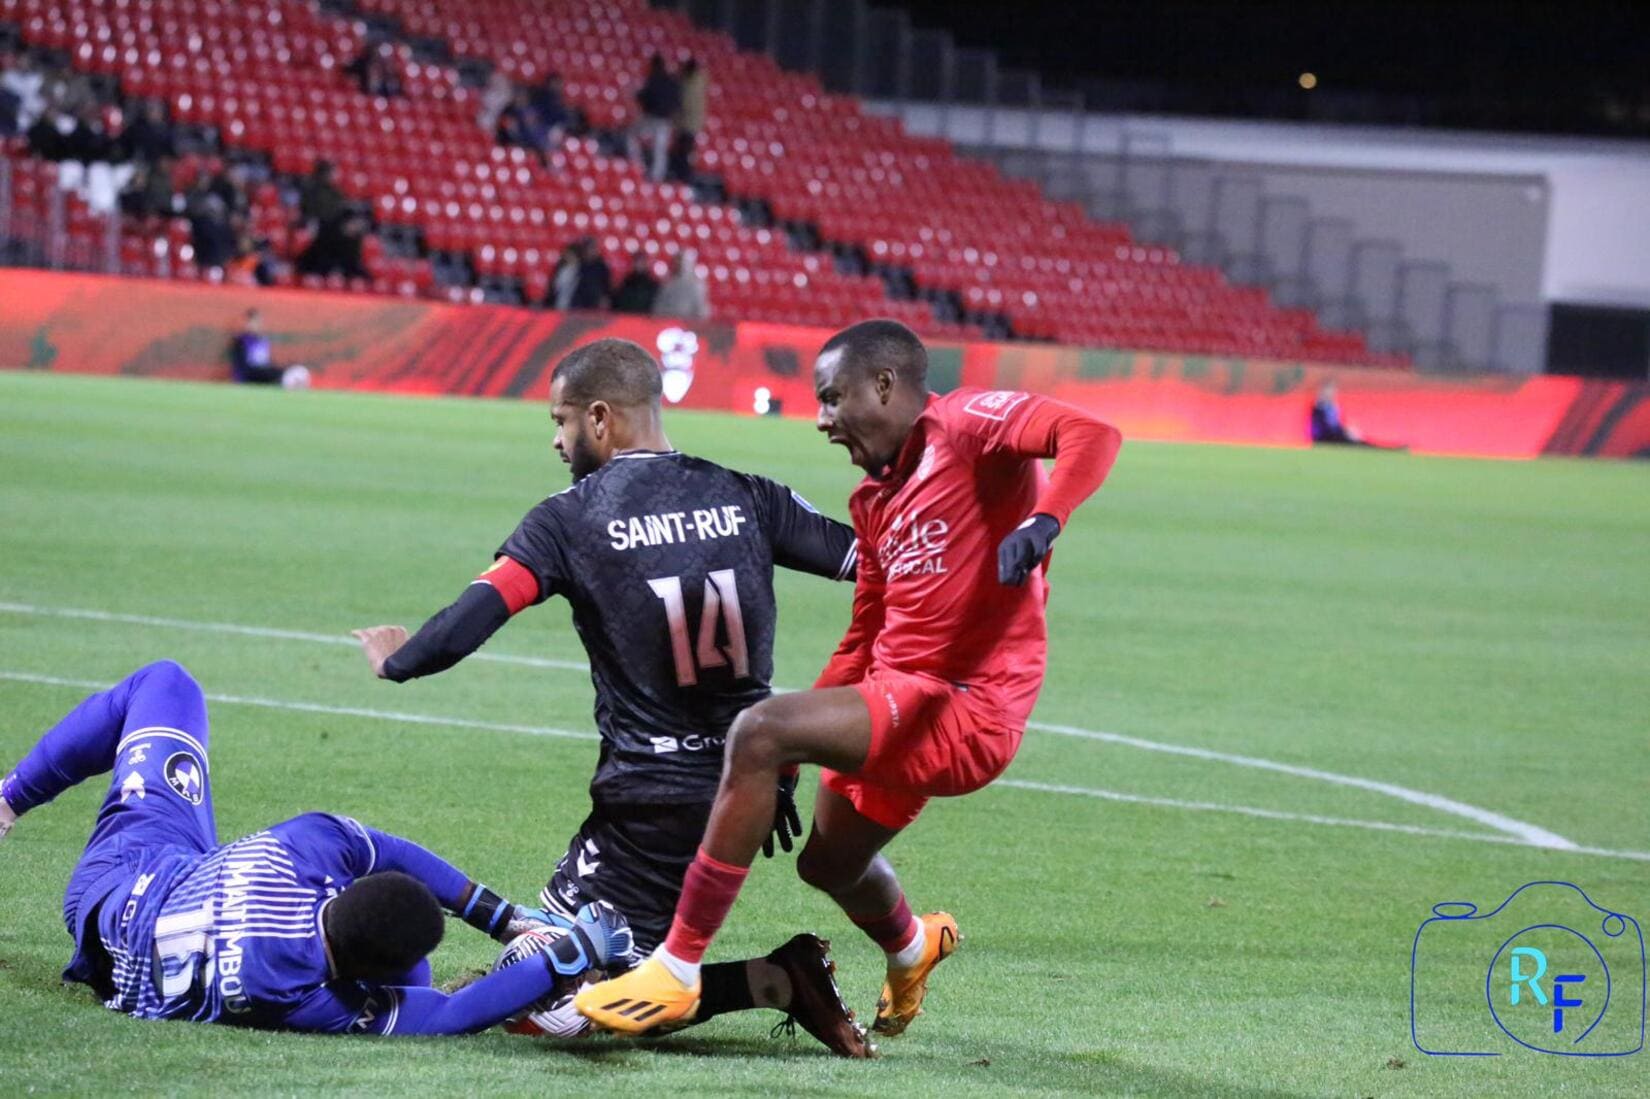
326, 871, 444, 981
551, 338, 664, 408
819, 319, 927, 391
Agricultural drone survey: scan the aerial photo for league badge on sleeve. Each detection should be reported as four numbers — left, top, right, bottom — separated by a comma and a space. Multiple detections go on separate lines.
163, 752, 206, 805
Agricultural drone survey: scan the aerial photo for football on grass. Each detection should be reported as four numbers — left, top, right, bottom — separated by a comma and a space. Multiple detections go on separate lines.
491, 927, 602, 1039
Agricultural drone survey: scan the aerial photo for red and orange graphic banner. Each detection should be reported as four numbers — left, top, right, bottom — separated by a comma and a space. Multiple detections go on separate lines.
2, 269, 1644, 459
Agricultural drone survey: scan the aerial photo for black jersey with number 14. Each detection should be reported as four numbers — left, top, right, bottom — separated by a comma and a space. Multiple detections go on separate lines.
498, 450, 855, 807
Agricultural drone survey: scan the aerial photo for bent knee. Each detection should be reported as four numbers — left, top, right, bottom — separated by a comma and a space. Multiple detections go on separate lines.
726, 703, 785, 770
138, 659, 199, 692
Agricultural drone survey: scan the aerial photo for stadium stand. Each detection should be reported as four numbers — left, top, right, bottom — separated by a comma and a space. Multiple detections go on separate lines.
0, 0, 1400, 363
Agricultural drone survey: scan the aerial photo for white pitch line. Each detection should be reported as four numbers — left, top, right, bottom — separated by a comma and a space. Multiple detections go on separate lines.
0, 600, 1581, 851
995, 780, 1650, 864
0, 671, 598, 743
5, 668, 1647, 864
1026, 722, 1580, 851
0, 602, 587, 672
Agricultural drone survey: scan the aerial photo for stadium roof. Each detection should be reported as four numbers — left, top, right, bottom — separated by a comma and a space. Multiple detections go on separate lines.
897, 0, 1650, 138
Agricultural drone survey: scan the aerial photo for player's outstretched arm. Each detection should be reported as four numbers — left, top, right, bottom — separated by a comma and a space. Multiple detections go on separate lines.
363, 824, 554, 941
283, 948, 567, 1035
356, 554, 545, 682
284, 901, 627, 1035
354, 584, 509, 682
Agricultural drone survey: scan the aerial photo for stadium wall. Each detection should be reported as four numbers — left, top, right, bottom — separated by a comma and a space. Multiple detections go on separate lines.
2, 269, 1647, 459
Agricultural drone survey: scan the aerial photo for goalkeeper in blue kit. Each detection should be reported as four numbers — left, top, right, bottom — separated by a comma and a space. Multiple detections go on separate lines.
0, 659, 628, 1035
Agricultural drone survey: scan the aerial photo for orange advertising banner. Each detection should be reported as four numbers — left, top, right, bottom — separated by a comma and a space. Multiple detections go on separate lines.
2, 269, 1645, 458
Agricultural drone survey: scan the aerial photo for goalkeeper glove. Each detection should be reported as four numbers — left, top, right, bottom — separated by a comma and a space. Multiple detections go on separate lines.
763, 767, 804, 858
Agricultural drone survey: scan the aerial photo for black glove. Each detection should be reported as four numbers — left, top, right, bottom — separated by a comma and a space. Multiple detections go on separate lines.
997, 513, 1061, 586
763, 769, 803, 858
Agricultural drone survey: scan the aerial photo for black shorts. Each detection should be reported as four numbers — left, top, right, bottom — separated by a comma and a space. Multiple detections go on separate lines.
539, 800, 712, 956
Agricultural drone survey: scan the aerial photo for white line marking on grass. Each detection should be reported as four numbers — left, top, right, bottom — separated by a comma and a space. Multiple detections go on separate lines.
0, 671, 598, 743
0, 601, 1580, 850
4, 668, 1646, 863
0, 602, 588, 673
1026, 722, 1580, 851
994, 780, 1650, 864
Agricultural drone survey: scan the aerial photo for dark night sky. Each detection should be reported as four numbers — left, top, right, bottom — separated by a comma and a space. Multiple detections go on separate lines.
893, 1, 1650, 129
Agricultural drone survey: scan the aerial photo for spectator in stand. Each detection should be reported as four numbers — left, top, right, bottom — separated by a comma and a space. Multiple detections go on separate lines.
293, 159, 368, 278
571, 236, 612, 309
653, 248, 709, 320
119, 153, 176, 219
632, 53, 680, 182
668, 57, 707, 184
346, 41, 402, 98
611, 250, 660, 313
229, 308, 310, 388
226, 232, 276, 287
298, 209, 371, 281
0, 48, 26, 137
299, 160, 347, 229
185, 174, 236, 269
25, 103, 66, 160
0, 50, 46, 134
0, 82, 21, 138
546, 238, 611, 311
529, 72, 572, 145
497, 88, 552, 158
117, 99, 176, 163
208, 163, 249, 220
59, 102, 115, 165
477, 70, 514, 133
548, 243, 580, 311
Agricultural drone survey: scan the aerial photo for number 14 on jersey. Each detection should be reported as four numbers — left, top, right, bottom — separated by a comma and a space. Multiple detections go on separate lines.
647, 570, 750, 686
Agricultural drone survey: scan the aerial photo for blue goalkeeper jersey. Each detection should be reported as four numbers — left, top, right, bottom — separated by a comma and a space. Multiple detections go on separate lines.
96, 812, 384, 1028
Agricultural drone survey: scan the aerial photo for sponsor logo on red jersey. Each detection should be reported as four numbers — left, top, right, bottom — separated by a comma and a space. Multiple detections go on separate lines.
961, 390, 1030, 421
879, 508, 950, 580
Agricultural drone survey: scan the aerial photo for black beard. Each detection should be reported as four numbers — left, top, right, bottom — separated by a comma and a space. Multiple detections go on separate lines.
568, 437, 601, 481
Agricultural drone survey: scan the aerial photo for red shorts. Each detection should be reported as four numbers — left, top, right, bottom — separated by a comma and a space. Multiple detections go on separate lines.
820, 668, 1023, 830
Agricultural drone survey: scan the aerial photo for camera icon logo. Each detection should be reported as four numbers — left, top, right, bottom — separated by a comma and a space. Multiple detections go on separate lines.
1411, 881, 1645, 1056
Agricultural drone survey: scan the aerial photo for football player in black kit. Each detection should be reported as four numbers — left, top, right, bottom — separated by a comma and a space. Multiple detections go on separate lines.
353, 338, 870, 1056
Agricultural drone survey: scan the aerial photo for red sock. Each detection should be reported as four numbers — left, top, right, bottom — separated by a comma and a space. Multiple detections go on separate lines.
662, 848, 750, 964
851, 894, 919, 954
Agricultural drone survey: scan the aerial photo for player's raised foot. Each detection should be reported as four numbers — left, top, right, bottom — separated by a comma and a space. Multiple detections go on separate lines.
874, 912, 960, 1037
574, 954, 700, 1035
766, 934, 876, 1058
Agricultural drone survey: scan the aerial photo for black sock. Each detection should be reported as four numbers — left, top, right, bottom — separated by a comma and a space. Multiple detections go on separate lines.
698, 961, 757, 1020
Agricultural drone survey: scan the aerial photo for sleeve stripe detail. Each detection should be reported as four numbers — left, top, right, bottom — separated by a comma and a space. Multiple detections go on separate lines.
460, 885, 481, 920
834, 543, 858, 581
356, 820, 378, 874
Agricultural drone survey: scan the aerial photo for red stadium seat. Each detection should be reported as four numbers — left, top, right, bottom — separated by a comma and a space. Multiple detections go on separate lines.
0, 0, 1394, 360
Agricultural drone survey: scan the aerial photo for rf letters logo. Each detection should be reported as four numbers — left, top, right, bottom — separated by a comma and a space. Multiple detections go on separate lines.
1411, 881, 1645, 1056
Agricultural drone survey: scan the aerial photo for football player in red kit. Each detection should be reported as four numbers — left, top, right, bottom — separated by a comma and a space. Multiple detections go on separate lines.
578, 319, 1121, 1038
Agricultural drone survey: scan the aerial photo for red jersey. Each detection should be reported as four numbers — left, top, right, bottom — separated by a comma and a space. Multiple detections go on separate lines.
816, 388, 1121, 731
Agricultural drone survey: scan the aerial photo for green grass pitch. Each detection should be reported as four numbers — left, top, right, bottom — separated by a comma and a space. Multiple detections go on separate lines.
1, 371, 1646, 1097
